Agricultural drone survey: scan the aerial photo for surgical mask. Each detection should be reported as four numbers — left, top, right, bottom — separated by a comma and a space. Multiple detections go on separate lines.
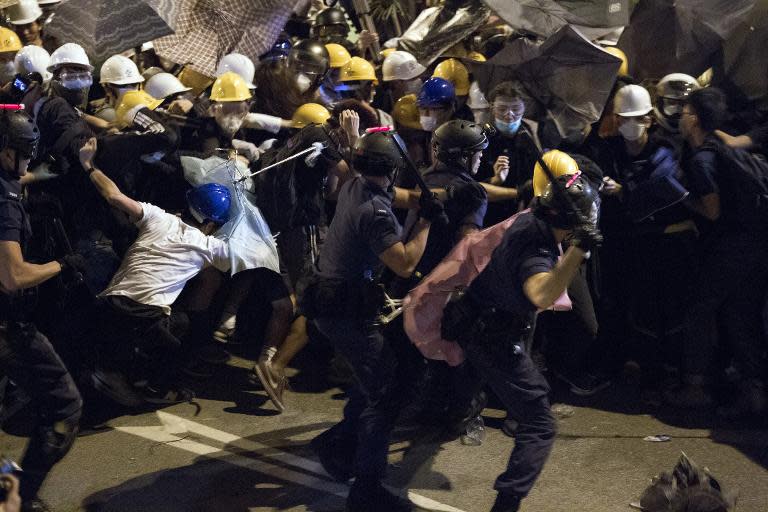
296, 73, 312, 93
495, 117, 521, 136
216, 113, 245, 137
663, 103, 682, 117
618, 119, 646, 141
52, 80, 89, 108
420, 115, 437, 132
0, 61, 16, 84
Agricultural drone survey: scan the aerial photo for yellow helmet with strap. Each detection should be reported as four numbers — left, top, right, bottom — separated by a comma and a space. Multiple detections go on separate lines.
291, 103, 331, 129
0, 27, 22, 53
210, 71, 252, 102
339, 56, 377, 83
533, 149, 580, 196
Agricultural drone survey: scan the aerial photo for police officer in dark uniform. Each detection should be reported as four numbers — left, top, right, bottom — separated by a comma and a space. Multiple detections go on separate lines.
311, 7, 356, 54
0, 110, 84, 512
441, 173, 602, 512
301, 130, 445, 511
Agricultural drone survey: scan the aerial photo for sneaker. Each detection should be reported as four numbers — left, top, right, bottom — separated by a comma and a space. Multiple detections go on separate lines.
195, 344, 231, 365
140, 385, 195, 405
21, 498, 53, 512
91, 369, 144, 407
663, 383, 712, 409
253, 359, 287, 412
555, 371, 611, 397
212, 314, 236, 344
310, 432, 353, 482
490, 492, 522, 512
346, 479, 413, 512
182, 359, 215, 379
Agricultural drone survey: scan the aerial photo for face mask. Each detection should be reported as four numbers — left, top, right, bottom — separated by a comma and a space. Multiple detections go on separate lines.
495, 117, 521, 136
0, 61, 16, 84
663, 103, 682, 117
52, 80, 89, 108
216, 113, 245, 137
296, 73, 311, 93
618, 119, 646, 141
60, 76, 93, 90
420, 115, 437, 132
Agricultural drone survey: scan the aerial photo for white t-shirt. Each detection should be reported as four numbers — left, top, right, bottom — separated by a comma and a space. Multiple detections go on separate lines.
101, 203, 230, 313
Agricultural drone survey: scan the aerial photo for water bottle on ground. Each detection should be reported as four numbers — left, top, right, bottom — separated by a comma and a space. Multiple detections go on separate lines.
460, 415, 485, 445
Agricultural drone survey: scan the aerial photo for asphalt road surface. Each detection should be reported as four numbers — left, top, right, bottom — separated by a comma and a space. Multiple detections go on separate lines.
2, 350, 767, 512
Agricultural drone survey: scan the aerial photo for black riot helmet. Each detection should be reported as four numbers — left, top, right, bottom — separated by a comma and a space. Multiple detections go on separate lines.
314, 7, 348, 29
533, 173, 598, 229
288, 39, 331, 89
432, 120, 488, 165
352, 130, 405, 178
0, 110, 40, 166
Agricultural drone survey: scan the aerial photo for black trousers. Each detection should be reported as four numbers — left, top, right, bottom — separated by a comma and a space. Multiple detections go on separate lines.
0, 321, 82, 501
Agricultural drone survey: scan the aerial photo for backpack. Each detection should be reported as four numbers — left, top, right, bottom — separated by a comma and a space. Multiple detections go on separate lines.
702, 138, 768, 224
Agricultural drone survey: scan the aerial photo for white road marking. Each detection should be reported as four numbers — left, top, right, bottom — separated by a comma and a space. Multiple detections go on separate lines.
115, 412, 468, 512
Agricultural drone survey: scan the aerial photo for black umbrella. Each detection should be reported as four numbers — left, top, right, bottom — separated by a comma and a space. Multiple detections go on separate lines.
482, 0, 631, 40
617, 0, 755, 80
716, 0, 768, 108
397, 0, 491, 67
471, 25, 622, 140
44, 0, 179, 65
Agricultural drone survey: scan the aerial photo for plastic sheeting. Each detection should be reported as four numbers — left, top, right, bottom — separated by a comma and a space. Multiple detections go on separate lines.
181, 155, 280, 276
397, 0, 490, 66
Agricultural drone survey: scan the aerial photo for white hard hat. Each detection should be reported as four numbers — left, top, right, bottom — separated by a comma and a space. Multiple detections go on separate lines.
467, 80, 489, 109
382, 51, 426, 82
100, 55, 143, 85
614, 84, 653, 117
215, 53, 255, 89
48, 43, 93, 72
7, 0, 43, 25
15, 45, 51, 81
656, 73, 700, 99
145, 72, 191, 100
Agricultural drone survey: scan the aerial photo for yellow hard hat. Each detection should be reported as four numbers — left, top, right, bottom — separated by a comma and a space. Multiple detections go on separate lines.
380, 48, 396, 59
0, 27, 22, 53
339, 56, 377, 83
291, 103, 331, 129
178, 66, 214, 96
115, 90, 162, 127
467, 51, 486, 62
393, 93, 421, 130
602, 46, 629, 77
210, 71, 252, 102
326, 43, 352, 69
432, 58, 470, 96
533, 149, 580, 196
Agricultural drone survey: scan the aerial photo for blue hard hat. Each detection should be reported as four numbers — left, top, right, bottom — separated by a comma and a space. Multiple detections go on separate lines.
261, 34, 292, 62
186, 183, 232, 225
417, 77, 455, 108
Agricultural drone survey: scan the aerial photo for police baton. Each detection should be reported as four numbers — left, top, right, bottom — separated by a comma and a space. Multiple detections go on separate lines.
52, 217, 84, 287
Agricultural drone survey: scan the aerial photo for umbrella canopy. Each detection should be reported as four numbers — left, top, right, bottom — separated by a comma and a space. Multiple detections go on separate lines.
153, 0, 299, 77
397, 0, 490, 67
43, 0, 178, 65
482, 0, 631, 40
617, 0, 755, 80
716, 0, 768, 108
471, 25, 623, 141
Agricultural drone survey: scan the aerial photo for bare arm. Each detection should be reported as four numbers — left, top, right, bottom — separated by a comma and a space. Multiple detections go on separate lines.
79, 137, 143, 222
522, 246, 586, 310
715, 130, 753, 150
378, 218, 431, 278
0, 240, 62, 292
481, 182, 518, 202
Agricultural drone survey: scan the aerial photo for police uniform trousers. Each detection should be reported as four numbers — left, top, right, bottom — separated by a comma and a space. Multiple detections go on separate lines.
0, 321, 82, 500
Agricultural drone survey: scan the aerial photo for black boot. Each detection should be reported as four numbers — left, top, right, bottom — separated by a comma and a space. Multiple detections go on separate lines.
346, 478, 413, 512
310, 431, 354, 482
490, 492, 522, 512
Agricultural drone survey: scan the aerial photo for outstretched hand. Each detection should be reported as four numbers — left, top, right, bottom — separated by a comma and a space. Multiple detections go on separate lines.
79, 137, 97, 169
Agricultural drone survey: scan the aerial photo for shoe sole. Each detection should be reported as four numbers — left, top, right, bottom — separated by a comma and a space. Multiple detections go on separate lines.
91, 373, 144, 407
253, 365, 286, 412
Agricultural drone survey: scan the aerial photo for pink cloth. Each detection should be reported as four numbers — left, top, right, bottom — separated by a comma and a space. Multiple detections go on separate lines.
403, 211, 572, 366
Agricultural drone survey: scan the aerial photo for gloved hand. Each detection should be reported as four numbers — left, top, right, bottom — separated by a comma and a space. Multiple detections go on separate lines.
304, 141, 326, 167
446, 181, 487, 213
232, 138, 261, 163
418, 192, 447, 224
570, 223, 603, 252
58, 253, 87, 286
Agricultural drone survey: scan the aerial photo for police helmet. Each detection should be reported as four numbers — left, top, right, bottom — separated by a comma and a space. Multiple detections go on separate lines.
288, 39, 331, 77
432, 120, 488, 163
352, 130, 405, 177
314, 7, 347, 28
534, 173, 598, 229
186, 183, 232, 225
0, 110, 40, 160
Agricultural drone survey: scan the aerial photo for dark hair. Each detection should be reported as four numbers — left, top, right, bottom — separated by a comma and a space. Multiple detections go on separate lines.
330, 99, 379, 132
488, 81, 526, 104
686, 87, 727, 133
251, 62, 305, 118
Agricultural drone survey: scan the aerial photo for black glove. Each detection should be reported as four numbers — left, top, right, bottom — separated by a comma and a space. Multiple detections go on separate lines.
446, 181, 487, 213
58, 253, 87, 286
418, 192, 448, 224
570, 224, 603, 252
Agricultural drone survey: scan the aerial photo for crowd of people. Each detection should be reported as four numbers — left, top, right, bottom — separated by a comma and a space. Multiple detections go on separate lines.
0, 0, 765, 511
